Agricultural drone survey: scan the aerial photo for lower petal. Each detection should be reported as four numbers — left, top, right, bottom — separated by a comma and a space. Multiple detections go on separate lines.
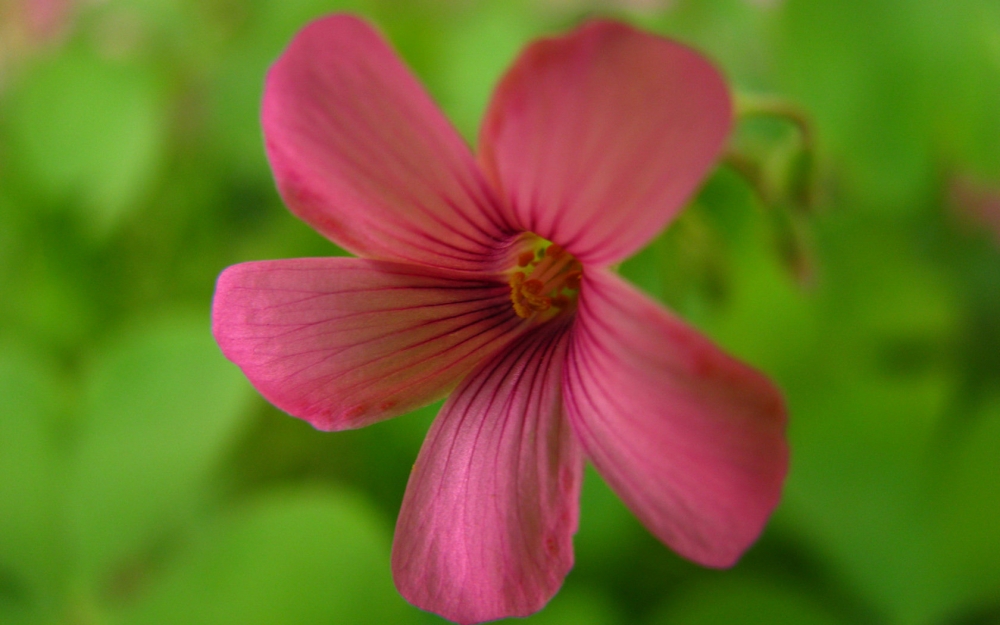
563, 269, 788, 567
212, 258, 525, 431
392, 320, 582, 625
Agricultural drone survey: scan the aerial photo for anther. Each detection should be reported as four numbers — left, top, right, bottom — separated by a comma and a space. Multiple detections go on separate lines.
564, 270, 582, 291
507, 235, 583, 321
522, 279, 544, 294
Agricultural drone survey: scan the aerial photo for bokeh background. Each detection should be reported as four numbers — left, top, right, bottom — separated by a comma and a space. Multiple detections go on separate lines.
2, 0, 999, 623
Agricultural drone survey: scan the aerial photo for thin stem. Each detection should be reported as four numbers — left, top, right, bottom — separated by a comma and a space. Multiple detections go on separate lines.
734, 93, 815, 153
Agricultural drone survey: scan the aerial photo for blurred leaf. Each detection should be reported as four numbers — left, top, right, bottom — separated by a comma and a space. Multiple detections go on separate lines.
0, 607, 51, 625
509, 585, 621, 625
3, 47, 167, 235
778, 375, 948, 625
573, 465, 646, 574
252, 0, 373, 54
935, 397, 1000, 615
772, 215, 963, 624
698, 201, 817, 377
68, 314, 251, 588
647, 577, 848, 625
0, 347, 65, 615
621, 167, 764, 330
207, 45, 275, 180
778, 0, 935, 212
0, 194, 16, 268
651, 0, 780, 92
0, 248, 98, 351
914, 0, 1000, 178
114, 487, 416, 625
433, 0, 537, 140
209, 0, 371, 179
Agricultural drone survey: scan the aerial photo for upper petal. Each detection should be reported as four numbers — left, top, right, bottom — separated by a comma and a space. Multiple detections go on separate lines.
563, 270, 788, 567
212, 258, 525, 431
392, 320, 582, 625
263, 15, 511, 271
479, 20, 731, 266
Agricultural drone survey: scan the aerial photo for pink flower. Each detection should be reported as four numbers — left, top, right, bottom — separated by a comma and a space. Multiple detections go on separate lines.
212, 15, 788, 625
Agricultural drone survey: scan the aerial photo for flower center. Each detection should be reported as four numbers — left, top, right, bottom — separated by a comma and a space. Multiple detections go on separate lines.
508, 235, 582, 321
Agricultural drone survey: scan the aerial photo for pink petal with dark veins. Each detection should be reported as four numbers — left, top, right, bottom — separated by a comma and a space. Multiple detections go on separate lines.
479, 20, 731, 267
393, 320, 582, 624
212, 257, 526, 430
264, 15, 512, 272
563, 269, 787, 567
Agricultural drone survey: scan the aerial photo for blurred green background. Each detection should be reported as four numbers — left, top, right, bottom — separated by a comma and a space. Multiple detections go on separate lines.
2, 0, 999, 623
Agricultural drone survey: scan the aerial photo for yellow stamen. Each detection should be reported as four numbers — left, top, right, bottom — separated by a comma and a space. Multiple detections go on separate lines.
507, 235, 583, 321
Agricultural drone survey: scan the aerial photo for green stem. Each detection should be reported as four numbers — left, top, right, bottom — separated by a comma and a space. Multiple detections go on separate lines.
734, 93, 815, 153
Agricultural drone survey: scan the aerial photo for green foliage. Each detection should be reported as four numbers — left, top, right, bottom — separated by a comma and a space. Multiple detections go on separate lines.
648, 577, 848, 625
3, 48, 167, 236
0, 348, 65, 619
115, 488, 415, 625
68, 316, 251, 588
1, 0, 999, 623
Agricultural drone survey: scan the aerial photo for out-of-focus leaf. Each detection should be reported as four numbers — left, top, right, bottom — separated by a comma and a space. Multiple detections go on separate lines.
68, 314, 250, 588
913, 0, 1000, 178
573, 465, 647, 575
771, 216, 962, 624
647, 577, 848, 625
778, 375, 949, 625
209, 0, 371, 179
0, 254, 98, 351
935, 397, 1000, 615
697, 202, 817, 378
651, 0, 781, 91
0, 607, 51, 625
433, 0, 536, 140
0, 194, 16, 269
114, 488, 417, 625
0, 347, 65, 617
511, 585, 621, 625
779, 0, 934, 212
621, 167, 766, 330
258, 0, 375, 53
3, 49, 167, 235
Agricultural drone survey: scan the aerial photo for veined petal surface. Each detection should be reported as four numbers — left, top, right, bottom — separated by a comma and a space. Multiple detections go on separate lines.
479, 20, 731, 266
212, 258, 525, 431
393, 321, 582, 625
264, 15, 510, 272
563, 269, 787, 567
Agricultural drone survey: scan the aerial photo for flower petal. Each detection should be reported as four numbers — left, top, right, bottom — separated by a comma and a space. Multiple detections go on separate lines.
563, 270, 788, 567
212, 258, 525, 431
263, 15, 510, 271
479, 20, 731, 266
392, 321, 582, 625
